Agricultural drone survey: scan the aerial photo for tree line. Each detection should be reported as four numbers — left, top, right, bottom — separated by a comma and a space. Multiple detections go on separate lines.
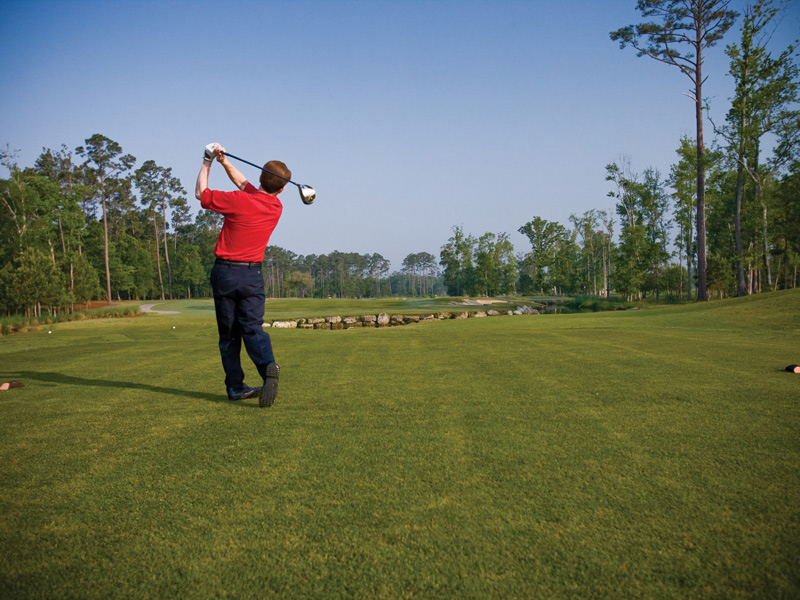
1, 0, 798, 316
260, 249, 445, 300
441, 0, 797, 301
0, 135, 446, 315
1, 136, 206, 316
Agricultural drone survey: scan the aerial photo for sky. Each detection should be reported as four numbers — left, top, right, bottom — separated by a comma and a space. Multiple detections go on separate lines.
1, 0, 798, 272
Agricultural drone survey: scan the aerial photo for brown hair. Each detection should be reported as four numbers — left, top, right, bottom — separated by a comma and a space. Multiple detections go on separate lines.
260, 160, 291, 194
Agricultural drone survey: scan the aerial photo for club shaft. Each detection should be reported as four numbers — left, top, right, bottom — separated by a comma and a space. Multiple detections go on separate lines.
222, 152, 299, 187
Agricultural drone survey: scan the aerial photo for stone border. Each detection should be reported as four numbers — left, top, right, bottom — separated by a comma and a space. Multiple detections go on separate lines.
265, 306, 539, 329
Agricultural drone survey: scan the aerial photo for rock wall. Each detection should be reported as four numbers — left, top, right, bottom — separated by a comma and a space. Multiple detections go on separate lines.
265, 306, 539, 330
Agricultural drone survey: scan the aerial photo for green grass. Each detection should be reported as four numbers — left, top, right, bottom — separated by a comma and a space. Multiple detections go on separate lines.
0, 302, 142, 335
1, 291, 799, 598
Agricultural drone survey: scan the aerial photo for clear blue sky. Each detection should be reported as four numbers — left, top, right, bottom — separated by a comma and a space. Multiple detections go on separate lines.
2, 0, 798, 271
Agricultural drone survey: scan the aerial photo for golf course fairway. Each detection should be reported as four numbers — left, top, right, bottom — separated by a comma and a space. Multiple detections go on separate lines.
1, 290, 798, 598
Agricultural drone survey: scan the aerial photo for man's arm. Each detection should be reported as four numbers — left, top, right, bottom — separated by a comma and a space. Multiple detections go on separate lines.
195, 158, 212, 200
218, 152, 248, 191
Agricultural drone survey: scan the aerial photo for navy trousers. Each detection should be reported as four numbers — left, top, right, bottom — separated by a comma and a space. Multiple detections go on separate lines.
210, 262, 275, 391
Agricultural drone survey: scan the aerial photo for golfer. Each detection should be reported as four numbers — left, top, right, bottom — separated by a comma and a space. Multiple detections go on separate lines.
195, 143, 284, 407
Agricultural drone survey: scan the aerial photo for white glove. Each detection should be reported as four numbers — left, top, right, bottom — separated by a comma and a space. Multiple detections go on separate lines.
203, 143, 219, 161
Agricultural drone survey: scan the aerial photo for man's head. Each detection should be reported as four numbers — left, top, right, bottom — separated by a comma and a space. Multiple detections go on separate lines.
260, 160, 291, 195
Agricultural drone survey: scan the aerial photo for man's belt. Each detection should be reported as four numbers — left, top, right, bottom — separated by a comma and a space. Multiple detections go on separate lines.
215, 258, 261, 267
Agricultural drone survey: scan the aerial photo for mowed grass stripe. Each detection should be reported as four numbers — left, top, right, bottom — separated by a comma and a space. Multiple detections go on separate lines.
1, 291, 799, 597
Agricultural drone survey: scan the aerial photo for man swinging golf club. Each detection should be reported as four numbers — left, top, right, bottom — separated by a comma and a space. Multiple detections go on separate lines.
195, 143, 284, 407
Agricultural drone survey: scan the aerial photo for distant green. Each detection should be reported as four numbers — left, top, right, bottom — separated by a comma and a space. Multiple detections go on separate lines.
1, 291, 798, 598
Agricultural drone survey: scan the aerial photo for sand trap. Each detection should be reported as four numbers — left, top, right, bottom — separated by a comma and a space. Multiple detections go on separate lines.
140, 303, 180, 314
454, 299, 509, 306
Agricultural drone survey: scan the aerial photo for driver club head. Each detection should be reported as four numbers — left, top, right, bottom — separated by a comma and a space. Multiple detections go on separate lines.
298, 184, 316, 205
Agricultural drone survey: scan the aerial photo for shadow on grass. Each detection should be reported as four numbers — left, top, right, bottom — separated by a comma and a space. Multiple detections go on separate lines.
7, 370, 261, 408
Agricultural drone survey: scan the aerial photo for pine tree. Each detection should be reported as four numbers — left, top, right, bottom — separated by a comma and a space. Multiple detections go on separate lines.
612, 0, 738, 300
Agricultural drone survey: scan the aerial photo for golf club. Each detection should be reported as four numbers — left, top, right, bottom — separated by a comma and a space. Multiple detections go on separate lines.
222, 151, 316, 205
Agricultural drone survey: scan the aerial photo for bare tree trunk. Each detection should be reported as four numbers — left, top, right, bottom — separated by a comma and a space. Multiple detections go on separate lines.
58, 215, 66, 254
102, 194, 112, 305
761, 200, 771, 288
687, 256, 692, 301
153, 210, 165, 301
695, 69, 708, 301
734, 164, 747, 296
161, 203, 173, 300
772, 255, 782, 291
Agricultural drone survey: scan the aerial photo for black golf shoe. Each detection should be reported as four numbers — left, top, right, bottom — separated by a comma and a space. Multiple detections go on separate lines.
228, 385, 261, 401
259, 363, 280, 408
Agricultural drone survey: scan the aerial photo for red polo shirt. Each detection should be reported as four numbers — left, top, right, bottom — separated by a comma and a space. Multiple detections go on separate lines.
201, 183, 283, 262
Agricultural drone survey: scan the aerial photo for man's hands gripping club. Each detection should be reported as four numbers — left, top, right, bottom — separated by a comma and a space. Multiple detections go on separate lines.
196, 142, 248, 200
203, 143, 220, 161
